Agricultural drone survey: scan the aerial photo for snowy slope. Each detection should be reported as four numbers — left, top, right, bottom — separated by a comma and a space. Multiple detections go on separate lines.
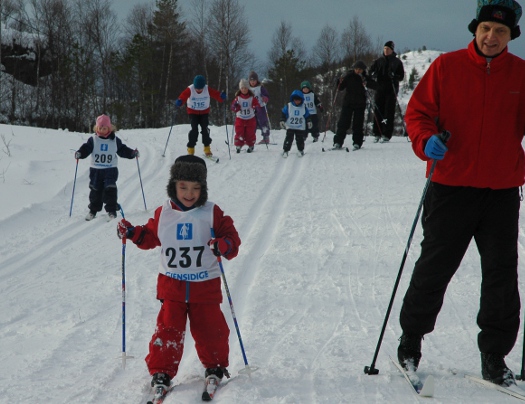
1, 51, 525, 404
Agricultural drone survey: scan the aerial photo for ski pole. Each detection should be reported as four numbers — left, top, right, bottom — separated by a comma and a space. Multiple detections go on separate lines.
135, 154, 147, 210
69, 158, 79, 217
517, 328, 525, 380
162, 106, 178, 157
263, 105, 271, 149
364, 131, 450, 376
210, 228, 258, 375
118, 206, 134, 369
224, 98, 232, 160
322, 80, 341, 143
391, 81, 409, 140
365, 89, 386, 139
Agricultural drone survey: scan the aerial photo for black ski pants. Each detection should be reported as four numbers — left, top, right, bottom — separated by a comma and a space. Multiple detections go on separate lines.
187, 113, 212, 148
400, 183, 520, 355
283, 129, 305, 152
373, 90, 396, 139
334, 106, 365, 147
305, 114, 320, 140
88, 167, 119, 213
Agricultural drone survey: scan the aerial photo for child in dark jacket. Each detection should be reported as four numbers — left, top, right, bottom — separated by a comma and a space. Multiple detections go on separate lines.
75, 114, 138, 221
300, 80, 323, 142
116, 155, 241, 395
231, 79, 261, 153
280, 90, 312, 157
333, 60, 371, 151
175, 75, 226, 157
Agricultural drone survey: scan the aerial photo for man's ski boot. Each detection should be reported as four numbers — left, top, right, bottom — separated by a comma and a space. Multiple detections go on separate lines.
481, 353, 516, 387
398, 333, 423, 372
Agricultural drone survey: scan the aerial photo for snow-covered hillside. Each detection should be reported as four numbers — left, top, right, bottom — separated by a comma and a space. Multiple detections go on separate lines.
1, 50, 525, 403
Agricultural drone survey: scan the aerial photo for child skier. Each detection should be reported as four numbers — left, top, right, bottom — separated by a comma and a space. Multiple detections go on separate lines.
231, 79, 261, 153
280, 90, 312, 157
175, 75, 226, 157
75, 114, 138, 221
248, 71, 271, 144
116, 155, 241, 398
300, 81, 323, 142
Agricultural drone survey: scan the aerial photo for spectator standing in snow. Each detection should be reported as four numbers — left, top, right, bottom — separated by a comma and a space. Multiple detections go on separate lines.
116, 155, 241, 394
75, 114, 138, 221
175, 75, 226, 157
333, 61, 370, 151
369, 40, 405, 143
397, 0, 525, 388
280, 90, 312, 157
248, 71, 271, 144
231, 79, 261, 153
300, 80, 323, 143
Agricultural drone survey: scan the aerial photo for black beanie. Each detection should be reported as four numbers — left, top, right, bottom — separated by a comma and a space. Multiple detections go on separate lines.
384, 41, 395, 51
352, 60, 367, 70
166, 155, 208, 207
249, 71, 259, 82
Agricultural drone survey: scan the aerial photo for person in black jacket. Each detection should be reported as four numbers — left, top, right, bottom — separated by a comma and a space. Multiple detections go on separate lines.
333, 60, 370, 151
369, 41, 405, 143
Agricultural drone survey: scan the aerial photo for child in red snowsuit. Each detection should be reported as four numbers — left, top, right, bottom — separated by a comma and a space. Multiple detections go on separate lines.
116, 155, 241, 394
231, 79, 260, 153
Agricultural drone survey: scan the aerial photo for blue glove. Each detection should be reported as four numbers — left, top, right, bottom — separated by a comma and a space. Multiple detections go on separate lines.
175, 99, 183, 107
220, 91, 227, 100
424, 134, 448, 160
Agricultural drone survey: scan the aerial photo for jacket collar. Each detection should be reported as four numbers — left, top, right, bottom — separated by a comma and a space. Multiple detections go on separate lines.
467, 39, 509, 71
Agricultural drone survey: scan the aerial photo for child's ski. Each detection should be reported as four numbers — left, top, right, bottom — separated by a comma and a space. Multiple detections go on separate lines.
204, 155, 219, 163
322, 147, 349, 152
202, 375, 220, 401
146, 385, 174, 404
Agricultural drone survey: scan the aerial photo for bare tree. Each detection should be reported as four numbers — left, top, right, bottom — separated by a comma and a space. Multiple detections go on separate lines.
206, 0, 252, 98
265, 22, 307, 125
268, 21, 306, 67
29, 0, 76, 128
188, 0, 209, 75
311, 25, 341, 69
78, 0, 118, 113
340, 15, 373, 64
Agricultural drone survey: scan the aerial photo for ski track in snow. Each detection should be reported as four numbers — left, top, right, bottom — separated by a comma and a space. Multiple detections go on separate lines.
2, 99, 525, 402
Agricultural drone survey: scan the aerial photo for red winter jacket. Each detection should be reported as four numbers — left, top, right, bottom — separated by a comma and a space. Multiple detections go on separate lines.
129, 200, 241, 303
406, 40, 525, 189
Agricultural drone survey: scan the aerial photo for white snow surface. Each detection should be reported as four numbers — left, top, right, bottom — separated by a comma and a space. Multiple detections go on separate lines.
2, 51, 525, 403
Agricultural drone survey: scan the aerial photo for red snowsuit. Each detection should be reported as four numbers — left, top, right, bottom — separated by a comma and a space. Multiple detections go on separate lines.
128, 200, 241, 379
231, 92, 260, 148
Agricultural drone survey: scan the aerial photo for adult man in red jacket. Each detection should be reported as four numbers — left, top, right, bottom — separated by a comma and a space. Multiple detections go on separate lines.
397, 0, 525, 388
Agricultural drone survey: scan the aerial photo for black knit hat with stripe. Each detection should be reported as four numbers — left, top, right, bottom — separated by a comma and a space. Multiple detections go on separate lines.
468, 0, 522, 39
